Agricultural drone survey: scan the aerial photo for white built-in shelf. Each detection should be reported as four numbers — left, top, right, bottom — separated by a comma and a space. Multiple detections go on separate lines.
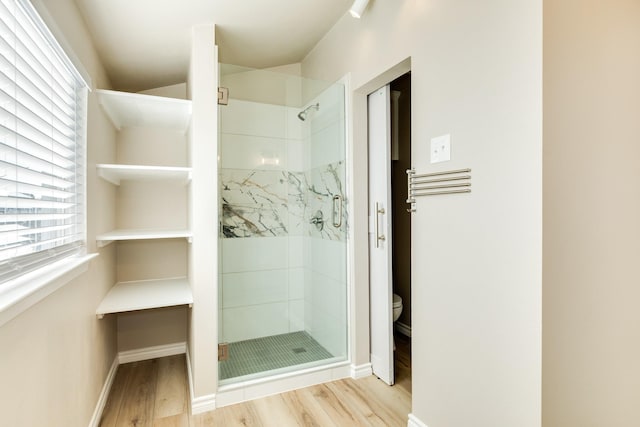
96, 89, 192, 132
96, 277, 193, 319
96, 229, 192, 247
97, 164, 192, 185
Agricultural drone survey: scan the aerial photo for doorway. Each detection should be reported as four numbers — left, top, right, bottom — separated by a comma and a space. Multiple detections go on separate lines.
390, 73, 412, 391
368, 72, 412, 388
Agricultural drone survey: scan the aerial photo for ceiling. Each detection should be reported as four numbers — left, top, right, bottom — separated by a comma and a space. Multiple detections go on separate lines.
73, 0, 352, 92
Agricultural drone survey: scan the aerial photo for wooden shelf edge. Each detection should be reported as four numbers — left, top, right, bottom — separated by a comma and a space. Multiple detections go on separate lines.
96, 164, 192, 185
96, 277, 193, 318
96, 229, 193, 247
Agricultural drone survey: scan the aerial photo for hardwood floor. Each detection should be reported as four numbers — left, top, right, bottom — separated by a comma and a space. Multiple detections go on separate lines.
394, 332, 411, 395
100, 334, 411, 426
100, 355, 190, 427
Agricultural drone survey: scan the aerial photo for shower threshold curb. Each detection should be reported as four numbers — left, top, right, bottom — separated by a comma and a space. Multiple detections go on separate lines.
216, 359, 351, 407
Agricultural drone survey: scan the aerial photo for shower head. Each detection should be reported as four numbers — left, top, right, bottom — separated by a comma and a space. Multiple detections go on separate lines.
297, 103, 320, 121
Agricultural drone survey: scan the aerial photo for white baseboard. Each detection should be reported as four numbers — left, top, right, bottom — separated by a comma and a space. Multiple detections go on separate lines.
408, 413, 429, 427
118, 342, 187, 364
185, 347, 195, 409
184, 346, 217, 414
395, 321, 412, 337
217, 361, 349, 408
191, 393, 217, 414
87, 356, 118, 427
350, 362, 373, 379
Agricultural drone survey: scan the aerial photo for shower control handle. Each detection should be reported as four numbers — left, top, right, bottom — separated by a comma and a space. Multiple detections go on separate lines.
375, 202, 386, 248
332, 195, 343, 228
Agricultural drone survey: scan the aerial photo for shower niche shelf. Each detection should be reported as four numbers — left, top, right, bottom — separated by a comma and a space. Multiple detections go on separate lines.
96, 277, 193, 319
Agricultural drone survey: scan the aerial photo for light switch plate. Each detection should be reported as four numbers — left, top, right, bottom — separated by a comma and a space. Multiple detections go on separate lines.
430, 134, 451, 163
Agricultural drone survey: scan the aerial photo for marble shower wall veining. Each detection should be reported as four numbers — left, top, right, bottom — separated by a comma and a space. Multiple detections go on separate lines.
306, 161, 346, 241
221, 169, 289, 238
287, 171, 308, 237
220, 162, 346, 240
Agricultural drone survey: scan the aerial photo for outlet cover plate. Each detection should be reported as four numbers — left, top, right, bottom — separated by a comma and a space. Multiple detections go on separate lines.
431, 134, 451, 163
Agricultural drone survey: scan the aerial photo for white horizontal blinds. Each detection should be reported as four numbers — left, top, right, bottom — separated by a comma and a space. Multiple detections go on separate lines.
0, 0, 87, 284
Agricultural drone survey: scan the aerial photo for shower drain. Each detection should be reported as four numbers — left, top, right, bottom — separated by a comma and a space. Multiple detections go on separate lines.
292, 347, 307, 354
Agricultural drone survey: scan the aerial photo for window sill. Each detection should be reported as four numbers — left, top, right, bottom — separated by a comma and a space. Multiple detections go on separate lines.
0, 253, 99, 328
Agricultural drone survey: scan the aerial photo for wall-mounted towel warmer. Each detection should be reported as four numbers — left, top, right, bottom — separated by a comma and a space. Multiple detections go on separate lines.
406, 168, 472, 212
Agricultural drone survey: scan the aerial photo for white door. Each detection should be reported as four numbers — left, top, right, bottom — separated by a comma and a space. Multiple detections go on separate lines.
368, 85, 394, 385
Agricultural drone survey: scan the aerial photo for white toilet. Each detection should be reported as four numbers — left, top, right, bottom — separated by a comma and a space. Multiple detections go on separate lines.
392, 293, 403, 322
392, 293, 403, 351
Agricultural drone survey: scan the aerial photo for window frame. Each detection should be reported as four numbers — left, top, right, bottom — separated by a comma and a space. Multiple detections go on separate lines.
0, 0, 95, 326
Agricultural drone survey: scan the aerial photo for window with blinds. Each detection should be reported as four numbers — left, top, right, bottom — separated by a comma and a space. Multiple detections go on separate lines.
0, 0, 87, 285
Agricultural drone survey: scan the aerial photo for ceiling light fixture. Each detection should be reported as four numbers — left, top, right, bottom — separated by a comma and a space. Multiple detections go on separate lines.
349, 0, 370, 18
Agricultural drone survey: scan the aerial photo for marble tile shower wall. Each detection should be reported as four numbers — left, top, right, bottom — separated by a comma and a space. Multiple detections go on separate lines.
220, 163, 346, 240
219, 96, 346, 358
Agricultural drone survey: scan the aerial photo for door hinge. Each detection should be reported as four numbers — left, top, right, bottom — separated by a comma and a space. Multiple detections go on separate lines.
218, 343, 229, 361
218, 87, 229, 105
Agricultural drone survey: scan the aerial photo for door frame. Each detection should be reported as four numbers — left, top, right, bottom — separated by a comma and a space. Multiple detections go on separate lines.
367, 84, 395, 384
348, 58, 412, 376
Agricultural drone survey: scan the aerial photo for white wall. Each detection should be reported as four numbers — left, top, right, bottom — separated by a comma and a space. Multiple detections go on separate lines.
187, 23, 219, 402
543, 1, 640, 425
139, 82, 187, 100
220, 65, 302, 107
0, 0, 117, 426
302, 1, 542, 426
117, 307, 187, 352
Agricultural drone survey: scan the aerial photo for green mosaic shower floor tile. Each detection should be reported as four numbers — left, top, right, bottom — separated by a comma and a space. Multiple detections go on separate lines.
219, 331, 333, 380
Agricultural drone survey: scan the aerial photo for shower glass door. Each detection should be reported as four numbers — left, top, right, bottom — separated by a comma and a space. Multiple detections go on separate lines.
217, 64, 347, 384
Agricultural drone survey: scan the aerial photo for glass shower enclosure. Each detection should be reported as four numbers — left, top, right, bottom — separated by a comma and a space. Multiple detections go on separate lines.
217, 64, 347, 384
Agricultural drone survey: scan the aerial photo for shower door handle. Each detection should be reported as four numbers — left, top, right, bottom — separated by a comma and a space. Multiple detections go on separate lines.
374, 202, 386, 248
332, 195, 343, 228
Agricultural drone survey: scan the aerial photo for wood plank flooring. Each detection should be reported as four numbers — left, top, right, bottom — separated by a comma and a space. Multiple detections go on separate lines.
100, 334, 411, 427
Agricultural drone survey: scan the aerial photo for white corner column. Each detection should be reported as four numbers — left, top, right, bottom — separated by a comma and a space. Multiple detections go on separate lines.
187, 23, 219, 412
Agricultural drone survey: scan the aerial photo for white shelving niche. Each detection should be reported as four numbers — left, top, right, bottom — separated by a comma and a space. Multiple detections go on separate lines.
96, 89, 193, 318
